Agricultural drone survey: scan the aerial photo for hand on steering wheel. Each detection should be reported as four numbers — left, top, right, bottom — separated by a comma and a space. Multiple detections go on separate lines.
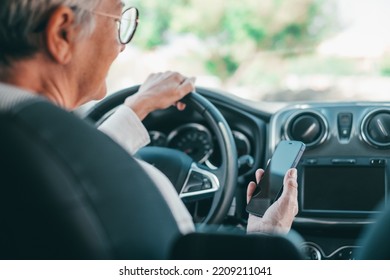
84, 86, 238, 225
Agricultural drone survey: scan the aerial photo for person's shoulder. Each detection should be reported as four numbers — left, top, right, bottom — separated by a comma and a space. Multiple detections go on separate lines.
0, 82, 42, 110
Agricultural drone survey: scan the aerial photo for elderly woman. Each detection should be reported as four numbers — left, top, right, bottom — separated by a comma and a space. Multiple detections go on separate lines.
0, 0, 298, 253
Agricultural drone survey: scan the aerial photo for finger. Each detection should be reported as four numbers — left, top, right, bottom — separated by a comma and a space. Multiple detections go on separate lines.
178, 77, 196, 95
149, 72, 161, 80
162, 71, 182, 84
255, 168, 265, 184
277, 168, 299, 216
175, 102, 186, 111
247, 169, 264, 203
247, 181, 257, 203
282, 168, 298, 196
162, 71, 174, 80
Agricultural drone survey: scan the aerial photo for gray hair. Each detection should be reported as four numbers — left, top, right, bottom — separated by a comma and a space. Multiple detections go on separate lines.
0, 0, 102, 66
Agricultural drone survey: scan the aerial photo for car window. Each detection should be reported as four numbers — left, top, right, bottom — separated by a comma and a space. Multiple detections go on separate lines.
106, 0, 390, 102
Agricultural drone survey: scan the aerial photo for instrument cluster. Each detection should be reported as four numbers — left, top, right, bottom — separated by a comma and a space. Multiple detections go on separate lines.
148, 123, 252, 168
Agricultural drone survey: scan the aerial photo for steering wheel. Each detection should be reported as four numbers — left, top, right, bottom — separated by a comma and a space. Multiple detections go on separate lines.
84, 86, 238, 225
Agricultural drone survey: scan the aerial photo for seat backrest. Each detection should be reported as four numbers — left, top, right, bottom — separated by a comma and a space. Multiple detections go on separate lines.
356, 201, 390, 260
171, 230, 304, 260
0, 98, 182, 259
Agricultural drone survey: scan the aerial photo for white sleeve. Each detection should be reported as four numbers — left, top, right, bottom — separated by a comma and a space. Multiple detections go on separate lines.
98, 105, 150, 155
98, 105, 195, 234
137, 159, 195, 235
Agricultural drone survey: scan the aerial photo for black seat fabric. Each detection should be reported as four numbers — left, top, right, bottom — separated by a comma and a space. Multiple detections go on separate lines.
171, 230, 304, 260
356, 201, 390, 260
0, 99, 182, 259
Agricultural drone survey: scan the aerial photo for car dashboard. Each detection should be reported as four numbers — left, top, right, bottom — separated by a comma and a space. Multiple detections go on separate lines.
141, 87, 390, 260
270, 101, 390, 259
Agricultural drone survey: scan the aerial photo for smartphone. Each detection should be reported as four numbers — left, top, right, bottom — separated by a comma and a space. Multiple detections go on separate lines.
246, 140, 306, 217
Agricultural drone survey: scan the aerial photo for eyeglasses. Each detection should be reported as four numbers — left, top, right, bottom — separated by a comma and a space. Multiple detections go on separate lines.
92, 7, 139, 44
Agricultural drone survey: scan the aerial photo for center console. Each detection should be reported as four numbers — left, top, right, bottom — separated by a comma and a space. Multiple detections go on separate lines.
268, 102, 390, 259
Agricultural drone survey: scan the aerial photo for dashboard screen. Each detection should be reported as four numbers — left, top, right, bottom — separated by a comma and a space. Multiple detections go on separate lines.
302, 166, 386, 213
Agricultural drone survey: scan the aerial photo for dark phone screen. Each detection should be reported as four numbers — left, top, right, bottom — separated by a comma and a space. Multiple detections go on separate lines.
247, 141, 305, 216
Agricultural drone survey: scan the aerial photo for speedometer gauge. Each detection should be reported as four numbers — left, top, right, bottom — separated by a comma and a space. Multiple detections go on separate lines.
167, 124, 213, 163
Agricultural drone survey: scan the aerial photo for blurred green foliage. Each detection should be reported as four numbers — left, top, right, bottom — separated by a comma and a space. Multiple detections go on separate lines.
380, 55, 390, 76
129, 0, 334, 80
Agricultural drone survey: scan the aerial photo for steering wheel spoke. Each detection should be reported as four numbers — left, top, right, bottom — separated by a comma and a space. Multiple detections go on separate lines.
179, 163, 220, 202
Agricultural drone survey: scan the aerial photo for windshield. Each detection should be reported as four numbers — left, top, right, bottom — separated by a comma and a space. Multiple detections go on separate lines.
106, 0, 390, 102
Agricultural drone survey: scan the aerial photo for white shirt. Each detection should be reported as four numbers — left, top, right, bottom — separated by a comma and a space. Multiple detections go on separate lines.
98, 105, 150, 155
98, 105, 196, 235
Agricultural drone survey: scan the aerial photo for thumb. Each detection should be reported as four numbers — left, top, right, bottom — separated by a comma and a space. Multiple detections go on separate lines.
281, 168, 298, 197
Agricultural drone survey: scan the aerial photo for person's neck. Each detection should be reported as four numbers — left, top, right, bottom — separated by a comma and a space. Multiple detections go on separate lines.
0, 59, 77, 110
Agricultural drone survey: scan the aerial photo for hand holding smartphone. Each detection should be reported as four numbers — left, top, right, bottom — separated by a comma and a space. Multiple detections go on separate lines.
246, 140, 306, 217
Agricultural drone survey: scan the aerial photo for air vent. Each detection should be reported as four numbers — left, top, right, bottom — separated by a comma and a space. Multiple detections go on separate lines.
361, 109, 390, 148
285, 111, 328, 147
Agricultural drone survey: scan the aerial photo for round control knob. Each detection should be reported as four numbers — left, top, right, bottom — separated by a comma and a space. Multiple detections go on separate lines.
367, 113, 390, 144
286, 112, 328, 147
291, 115, 321, 143
361, 109, 390, 148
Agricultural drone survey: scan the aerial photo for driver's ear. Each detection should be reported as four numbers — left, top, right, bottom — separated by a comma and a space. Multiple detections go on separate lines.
44, 6, 78, 64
